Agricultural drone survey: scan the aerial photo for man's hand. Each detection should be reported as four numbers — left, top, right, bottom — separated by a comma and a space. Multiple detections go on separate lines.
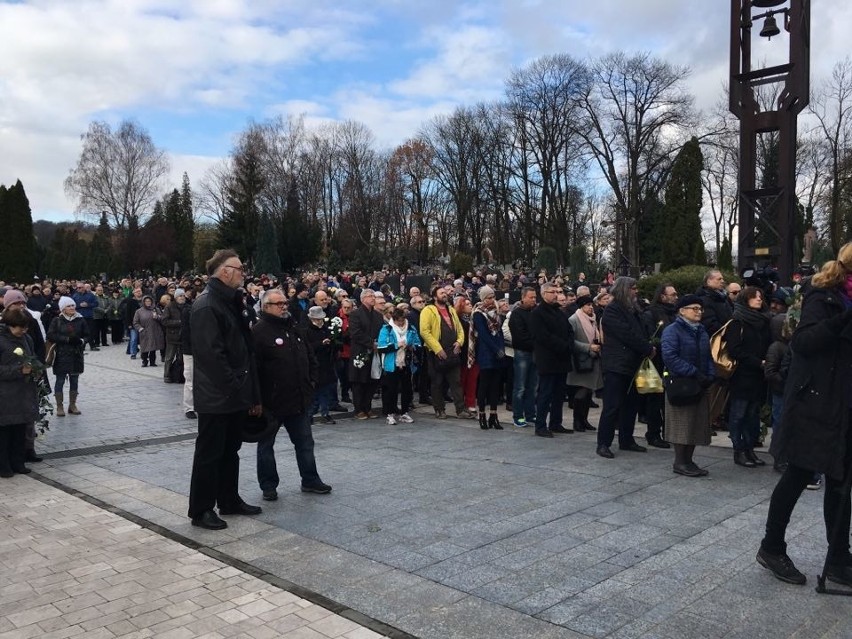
452, 342, 461, 355
436, 349, 447, 360
248, 405, 262, 417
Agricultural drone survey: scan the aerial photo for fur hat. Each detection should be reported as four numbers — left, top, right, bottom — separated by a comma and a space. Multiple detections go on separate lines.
58, 296, 76, 311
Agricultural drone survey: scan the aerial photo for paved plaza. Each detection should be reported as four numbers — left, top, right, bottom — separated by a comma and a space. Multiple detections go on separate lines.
4, 344, 852, 638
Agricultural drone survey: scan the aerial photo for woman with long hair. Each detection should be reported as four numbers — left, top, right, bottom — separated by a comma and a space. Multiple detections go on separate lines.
469, 286, 506, 430
757, 243, 852, 586
455, 296, 479, 416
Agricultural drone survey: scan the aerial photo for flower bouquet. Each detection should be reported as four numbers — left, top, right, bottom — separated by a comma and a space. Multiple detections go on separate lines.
352, 351, 370, 369
328, 316, 344, 345
12, 348, 53, 434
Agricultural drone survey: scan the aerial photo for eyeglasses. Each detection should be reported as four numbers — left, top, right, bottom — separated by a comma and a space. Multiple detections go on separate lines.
728, 291, 740, 296
223, 264, 245, 273
265, 301, 287, 307
682, 306, 703, 312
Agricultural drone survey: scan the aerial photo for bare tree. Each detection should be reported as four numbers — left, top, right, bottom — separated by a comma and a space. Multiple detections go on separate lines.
196, 159, 234, 225
808, 57, 852, 252
65, 120, 170, 228
576, 52, 695, 268
701, 99, 740, 255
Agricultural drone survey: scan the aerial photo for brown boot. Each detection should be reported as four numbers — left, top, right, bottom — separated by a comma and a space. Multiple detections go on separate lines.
54, 393, 65, 417
68, 392, 81, 415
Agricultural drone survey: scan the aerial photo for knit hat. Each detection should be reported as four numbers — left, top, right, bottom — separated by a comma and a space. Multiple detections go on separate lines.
58, 296, 76, 311
575, 295, 593, 308
308, 305, 326, 320
174, 288, 186, 298
478, 285, 495, 301
676, 294, 704, 311
2, 289, 27, 307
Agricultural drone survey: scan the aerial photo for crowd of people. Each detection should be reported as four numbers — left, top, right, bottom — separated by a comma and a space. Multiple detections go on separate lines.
2, 247, 852, 591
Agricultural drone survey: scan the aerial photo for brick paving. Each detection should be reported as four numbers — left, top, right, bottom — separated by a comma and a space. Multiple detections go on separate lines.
14, 344, 852, 638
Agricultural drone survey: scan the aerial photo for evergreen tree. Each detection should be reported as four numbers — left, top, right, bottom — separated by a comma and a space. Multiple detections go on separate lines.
218, 129, 266, 266
661, 138, 705, 269
277, 180, 321, 271
718, 236, 734, 271
86, 211, 114, 277
175, 173, 195, 273
0, 180, 37, 282
254, 213, 281, 275
638, 194, 666, 268
44, 227, 87, 278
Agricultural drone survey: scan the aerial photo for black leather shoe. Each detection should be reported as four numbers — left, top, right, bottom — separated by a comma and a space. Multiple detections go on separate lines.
550, 425, 573, 434
25, 450, 43, 463
619, 442, 647, 453
582, 420, 597, 432
185, 411, 197, 419
673, 463, 703, 477
12, 466, 31, 474
647, 438, 671, 449
589, 400, 600, 408
218, 502, 262, 516
262, 490, 278, 501
596, 445, 614, 459
535, 429, 554, 438
746, 449, 766, 466
734, 450, 757, 468
191, 510, 228, 530
329, 404, 347, 412
826, 563, 852, 587
301, 482, 332, 494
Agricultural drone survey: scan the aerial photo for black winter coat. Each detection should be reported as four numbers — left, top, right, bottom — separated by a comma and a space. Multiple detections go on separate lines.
305, 321, 338, 385
0, 326, 38, 426
348, 305, 383, 383
726, 314, 771, 401
47, 314, 88, 376
190, 277, 258, 414
697, 286, 732, 336
643, 302, 676, 373
530, 302, 574, 375
180, 300, 193, 356
601, 302, 653, 376
161, 301, 183, 345
508, 305, 535, 353
770, 285, 852, 480
252, 312, 317, 418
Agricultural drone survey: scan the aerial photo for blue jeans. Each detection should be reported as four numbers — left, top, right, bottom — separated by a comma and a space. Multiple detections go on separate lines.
512, 351, 537, 422
256, 413, 322, 491
311, 381, 336, 417
54, 374, 79, 394
535, 373, 566, 432
770, 393, 784, 432
126, 328, 139, 356
728, 397, 761, 451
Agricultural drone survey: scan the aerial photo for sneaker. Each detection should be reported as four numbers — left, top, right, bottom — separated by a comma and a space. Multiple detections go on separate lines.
806, 476, 823, 490
756, 547, 806, 585
320, 415, 336, 425
513, 418, 527, 428
301, 482, 332, 494
398, 413, 414, 423
386, 414, 398, 425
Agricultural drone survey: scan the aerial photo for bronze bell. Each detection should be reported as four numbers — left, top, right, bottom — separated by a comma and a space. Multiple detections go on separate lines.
760, 14, 781, 39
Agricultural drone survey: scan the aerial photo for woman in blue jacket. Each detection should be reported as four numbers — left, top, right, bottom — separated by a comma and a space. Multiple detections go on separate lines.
661, 294, 716, 477
469, 286, 506, 430
378, 306, 421, 425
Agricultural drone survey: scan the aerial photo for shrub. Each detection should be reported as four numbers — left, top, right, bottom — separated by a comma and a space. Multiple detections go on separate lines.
448, 252, 474, 276
637, 265, 740, 300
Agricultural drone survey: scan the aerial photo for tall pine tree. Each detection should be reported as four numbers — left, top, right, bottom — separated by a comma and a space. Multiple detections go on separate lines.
661, 138, 705, 269
0, 180, 37, 282
218, 129, 266, 266
176, 173, 195, 273
254, 213, 281, 275
86, 211, 114, 276
277, 180, 321, 271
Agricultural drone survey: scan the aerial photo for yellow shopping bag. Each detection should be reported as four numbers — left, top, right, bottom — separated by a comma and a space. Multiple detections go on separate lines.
634, 357, 664, 394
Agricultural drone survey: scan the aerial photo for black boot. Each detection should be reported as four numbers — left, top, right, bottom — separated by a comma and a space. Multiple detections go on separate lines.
746, 449, 766, 466
734, 450, 757, 468
9, 424, 29, 474
0, 428, 13, 477
479, 412, 488, 430
488, 414, 503, 430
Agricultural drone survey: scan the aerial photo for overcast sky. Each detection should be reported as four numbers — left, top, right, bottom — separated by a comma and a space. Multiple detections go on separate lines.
2, 0, 850, 223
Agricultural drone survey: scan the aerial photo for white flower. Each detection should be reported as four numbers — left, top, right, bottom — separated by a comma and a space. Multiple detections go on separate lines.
13, 347, 24, 356
330, 317, 343, 328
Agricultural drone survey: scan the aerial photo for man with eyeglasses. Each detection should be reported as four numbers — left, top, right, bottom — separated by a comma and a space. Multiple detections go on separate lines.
252, 288, 331, 502
696, 269, 733, 336
187, 249, 263, 530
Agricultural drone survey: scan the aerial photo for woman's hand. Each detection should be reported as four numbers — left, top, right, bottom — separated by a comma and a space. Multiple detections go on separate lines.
21, 364, 32, 376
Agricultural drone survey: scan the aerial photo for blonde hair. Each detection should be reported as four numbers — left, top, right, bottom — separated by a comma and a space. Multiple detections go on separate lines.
812, 242, 852, 289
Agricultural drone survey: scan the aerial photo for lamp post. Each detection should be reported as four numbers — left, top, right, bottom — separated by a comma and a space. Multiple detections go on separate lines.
730, 0, 810, 285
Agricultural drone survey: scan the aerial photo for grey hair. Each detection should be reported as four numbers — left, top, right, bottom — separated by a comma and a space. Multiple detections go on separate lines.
259, 288, 285, 306
360, 289, 375, 301
703, 269, 722, 286
610, 277, 639, 309
540, 282, 559, 294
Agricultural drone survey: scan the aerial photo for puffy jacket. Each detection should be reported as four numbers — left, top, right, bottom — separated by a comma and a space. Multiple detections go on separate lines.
47, 313, 88, 376
600, 302, 653, 376
191, 277, 258, 414
0, 325, 38, 426
661, 317, 714, 380
252, 312, 316, 418
72, 291, 98, 319
377, 322, 421, 373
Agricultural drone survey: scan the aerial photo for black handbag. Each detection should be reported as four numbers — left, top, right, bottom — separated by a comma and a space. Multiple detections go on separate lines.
573, 350, 594, 373
169, 352, 186, 384
666, 376, 703, 406
241, 412, 279, 443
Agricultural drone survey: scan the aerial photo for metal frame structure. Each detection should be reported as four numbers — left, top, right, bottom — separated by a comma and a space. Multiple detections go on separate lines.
730, 0, 810, 283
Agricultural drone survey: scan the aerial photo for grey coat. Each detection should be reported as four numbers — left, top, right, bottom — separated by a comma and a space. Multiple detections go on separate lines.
133, 302, 165, 352
0, 325, 38, 426
566, 312, 603, 391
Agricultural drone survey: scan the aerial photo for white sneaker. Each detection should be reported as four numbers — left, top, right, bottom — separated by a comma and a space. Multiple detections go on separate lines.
386, 414, 397, 425
398, 413, 414, 423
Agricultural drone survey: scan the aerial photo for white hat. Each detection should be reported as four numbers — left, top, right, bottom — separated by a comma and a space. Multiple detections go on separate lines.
58, 296, 76, 311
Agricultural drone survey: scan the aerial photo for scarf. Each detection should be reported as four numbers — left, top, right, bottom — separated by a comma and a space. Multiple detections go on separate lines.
732, 301, 770, 329
467, 303, 501, 368
573, 307, 598, 345
391, 320, 408, 368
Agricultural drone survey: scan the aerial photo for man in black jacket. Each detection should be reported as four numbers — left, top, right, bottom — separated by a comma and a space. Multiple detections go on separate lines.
530, 282, 574, 437
187, 249, 262, 530
508, 286, 538, 428
180, 291, 195, 419
252, 289, 331, 502
641, 283, 678, 449
696, 269, 732, 336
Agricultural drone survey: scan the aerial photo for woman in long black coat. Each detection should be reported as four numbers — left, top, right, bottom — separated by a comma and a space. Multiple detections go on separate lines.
757, 243, 852, 587
47, 296, 89, 417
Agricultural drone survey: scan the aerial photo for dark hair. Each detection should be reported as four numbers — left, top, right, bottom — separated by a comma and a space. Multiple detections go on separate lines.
1, 307, 30, 328
652, 282, 675, 305
521, 286, 537, 297
391, 307, 406, 321
737, 286, 765, 307
206, 249, 239, 277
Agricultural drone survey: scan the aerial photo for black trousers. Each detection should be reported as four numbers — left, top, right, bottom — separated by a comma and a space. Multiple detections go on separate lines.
762, 419, 852, 561
188, 411, 244, 518
352, 380, 378, 414
382, 367, 413, 415
477, 368, 502, 411
0, 423, 26, 474
644, 392, 665, 442
597, 371, 640, 448
84, 317, 98, 348
110, 320, 124, 343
